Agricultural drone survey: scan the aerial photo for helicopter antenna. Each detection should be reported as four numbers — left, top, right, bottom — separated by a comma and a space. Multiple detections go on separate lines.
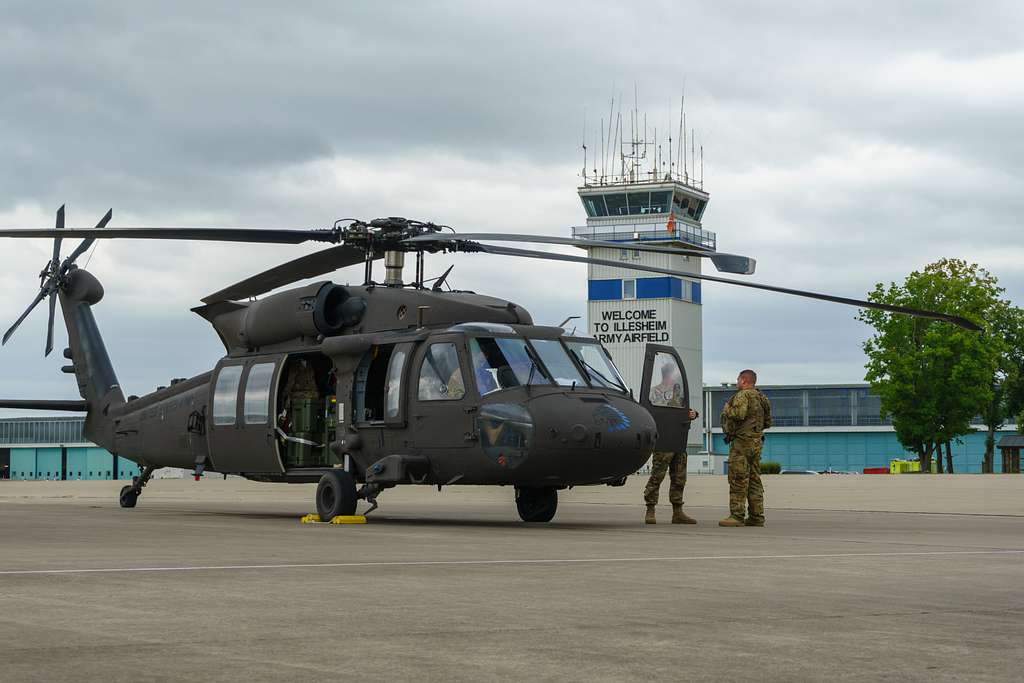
431, 264, 456, 292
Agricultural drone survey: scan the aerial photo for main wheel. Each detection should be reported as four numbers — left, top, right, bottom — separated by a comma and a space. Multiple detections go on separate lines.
119, 485, 138, 509
316, 470, 358, 521
515, 486, 558, 523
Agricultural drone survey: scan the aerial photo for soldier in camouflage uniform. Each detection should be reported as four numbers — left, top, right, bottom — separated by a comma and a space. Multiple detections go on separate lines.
719, 369, 772, 527
280, 359, 320, 420
643, 363, 699, 525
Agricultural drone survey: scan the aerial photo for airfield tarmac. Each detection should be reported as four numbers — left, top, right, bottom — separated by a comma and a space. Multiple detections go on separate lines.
0, 475, 1021, 682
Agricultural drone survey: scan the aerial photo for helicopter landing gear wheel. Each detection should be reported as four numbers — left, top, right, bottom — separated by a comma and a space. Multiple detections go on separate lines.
118, 485, 138, 508
118, 465, 155, 509
515, 486, 558, 523
316, 470, 358, 522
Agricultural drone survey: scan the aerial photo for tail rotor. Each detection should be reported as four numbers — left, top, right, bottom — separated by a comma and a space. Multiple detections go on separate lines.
2, 206, 112, 356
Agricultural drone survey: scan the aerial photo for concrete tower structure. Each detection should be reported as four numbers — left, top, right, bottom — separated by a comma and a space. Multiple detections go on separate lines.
574, 167, 712, 450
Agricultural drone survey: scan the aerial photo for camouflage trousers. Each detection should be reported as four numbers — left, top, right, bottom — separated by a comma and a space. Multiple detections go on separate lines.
727, 438, 764, 521
643, 451, 687, 506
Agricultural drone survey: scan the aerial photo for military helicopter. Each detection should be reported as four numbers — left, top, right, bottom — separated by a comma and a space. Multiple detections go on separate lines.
0, 208, 977, 522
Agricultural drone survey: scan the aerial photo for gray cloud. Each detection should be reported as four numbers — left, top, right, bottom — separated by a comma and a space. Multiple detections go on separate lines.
2, 1, 1022, 413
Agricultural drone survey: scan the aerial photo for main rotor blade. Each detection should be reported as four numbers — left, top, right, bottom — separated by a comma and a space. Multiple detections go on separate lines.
405, 232, 756, 275
63, 209, 113, 267
202, 244, 372, 303
0, 226, 337, 244
475, 244, 982, 331
2, 288, 48, 345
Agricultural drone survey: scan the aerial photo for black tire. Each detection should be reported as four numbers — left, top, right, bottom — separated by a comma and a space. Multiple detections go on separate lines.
119, 485, 138, 509
515, 486, 558, 523
316, 470, 358, 521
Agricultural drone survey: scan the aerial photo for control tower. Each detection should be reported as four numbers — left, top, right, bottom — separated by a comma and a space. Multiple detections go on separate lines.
574, 129, 711, 450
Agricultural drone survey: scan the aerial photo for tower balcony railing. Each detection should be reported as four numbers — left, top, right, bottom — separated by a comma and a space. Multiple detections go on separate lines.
571, 222, 716, 251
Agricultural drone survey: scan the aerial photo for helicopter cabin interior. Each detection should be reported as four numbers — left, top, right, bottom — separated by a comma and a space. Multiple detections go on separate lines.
275, 352, 337, 469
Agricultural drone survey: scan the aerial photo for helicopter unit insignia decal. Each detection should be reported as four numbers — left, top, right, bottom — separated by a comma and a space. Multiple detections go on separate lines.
593, 404, 631, 433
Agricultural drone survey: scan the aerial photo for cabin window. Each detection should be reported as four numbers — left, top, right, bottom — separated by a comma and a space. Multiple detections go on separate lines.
648, 352, 686, 408
418, 343, 466, 401
244, 363, 276, 425
623, 279, 636, 299
384, 349, 407, 419
565, 341, 628, 393
529, 340, 585, 387
213, 365, 243, 426
469, 337, 549, 395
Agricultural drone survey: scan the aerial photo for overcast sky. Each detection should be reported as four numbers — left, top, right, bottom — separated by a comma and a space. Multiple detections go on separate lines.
1, 1, 1022, 413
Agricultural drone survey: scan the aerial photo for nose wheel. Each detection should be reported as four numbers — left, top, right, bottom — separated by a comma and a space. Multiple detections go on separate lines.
515, 486, 558, 523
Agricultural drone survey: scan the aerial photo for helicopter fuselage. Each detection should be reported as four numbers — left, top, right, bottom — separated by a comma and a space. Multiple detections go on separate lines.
99, 283, 683, 491
107, 321, 661, 488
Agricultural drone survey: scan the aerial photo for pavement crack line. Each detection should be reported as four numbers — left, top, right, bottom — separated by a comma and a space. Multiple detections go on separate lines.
1, 548, 1022, 576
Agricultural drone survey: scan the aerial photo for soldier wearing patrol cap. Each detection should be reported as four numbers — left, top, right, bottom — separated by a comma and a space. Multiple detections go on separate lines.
643, 362, 699, 525
719, 369, 772, 527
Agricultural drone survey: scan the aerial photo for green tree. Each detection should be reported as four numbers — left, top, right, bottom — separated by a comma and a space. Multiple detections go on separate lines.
979, 304, 1024, 472
858, 259, 1001, 471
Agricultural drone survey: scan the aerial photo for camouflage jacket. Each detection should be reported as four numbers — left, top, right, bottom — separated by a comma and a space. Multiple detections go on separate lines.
721, 388, 772, 441
650, 382, 684, 408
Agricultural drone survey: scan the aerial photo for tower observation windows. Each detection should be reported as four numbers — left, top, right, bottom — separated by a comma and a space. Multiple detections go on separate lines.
582, 191, 672, 217
603, 193, 629, 216
672, 192, 707, 220
583, 196, 608, 217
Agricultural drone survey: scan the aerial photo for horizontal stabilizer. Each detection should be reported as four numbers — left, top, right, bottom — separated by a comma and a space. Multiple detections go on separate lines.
0, 399, 88, 411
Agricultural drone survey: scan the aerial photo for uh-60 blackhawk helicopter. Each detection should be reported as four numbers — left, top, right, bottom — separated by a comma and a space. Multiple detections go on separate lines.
0, 208, 977, 522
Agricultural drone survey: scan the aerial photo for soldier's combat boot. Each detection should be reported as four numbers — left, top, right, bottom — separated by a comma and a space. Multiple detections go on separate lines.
672, 505, 697, 524
645, 505, 657, 524
718, 516, 745, 527
744, 517, 765, 527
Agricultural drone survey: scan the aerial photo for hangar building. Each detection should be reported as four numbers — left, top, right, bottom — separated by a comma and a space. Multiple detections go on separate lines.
0, 416, 140, 480
705, 384, 1019, 474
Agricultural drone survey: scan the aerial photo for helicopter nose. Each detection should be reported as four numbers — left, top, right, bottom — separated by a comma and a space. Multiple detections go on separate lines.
524, 393, 656, 482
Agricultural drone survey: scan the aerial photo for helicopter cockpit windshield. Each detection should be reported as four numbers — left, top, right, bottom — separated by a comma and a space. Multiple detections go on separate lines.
564, 340, 628, 393
468, 337, 549, 395
465, 334, 628, 396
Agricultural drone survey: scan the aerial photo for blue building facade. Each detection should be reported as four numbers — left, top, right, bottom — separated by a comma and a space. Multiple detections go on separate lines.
0, 417, 140, 480
704, 384, 1018, 474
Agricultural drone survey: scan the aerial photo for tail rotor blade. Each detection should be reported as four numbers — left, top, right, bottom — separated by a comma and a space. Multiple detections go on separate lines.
44, 289, 57, 356
2, 288, 48, 346
51, 205, 65, 267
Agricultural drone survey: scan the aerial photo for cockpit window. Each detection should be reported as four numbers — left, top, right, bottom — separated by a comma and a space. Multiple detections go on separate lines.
469, 337, 549, 395
418, 343, 466, 401
530, 339, 585, 387
565, 341, 628, 393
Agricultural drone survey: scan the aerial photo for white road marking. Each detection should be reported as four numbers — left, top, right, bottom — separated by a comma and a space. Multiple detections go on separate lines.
1, 549, 1022, 576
